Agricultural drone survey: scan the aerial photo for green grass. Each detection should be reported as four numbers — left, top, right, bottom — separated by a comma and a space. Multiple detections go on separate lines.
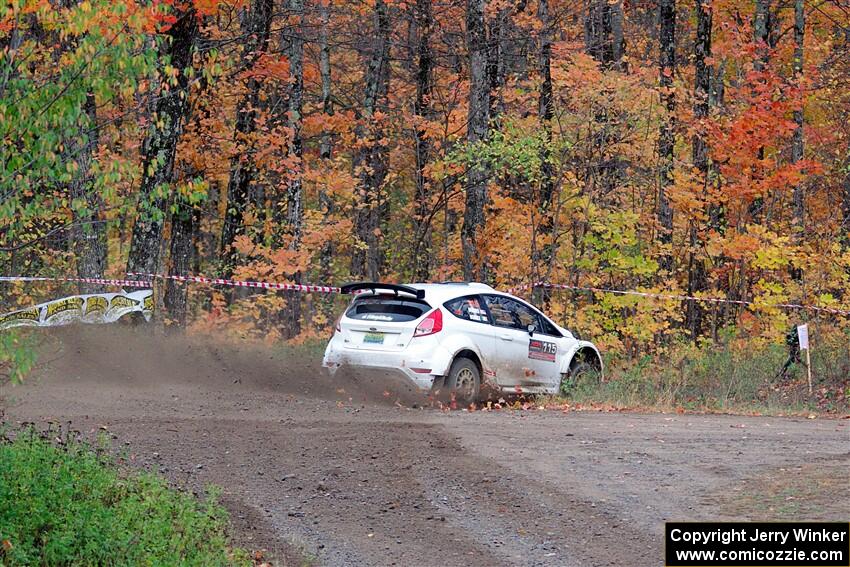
557, 331, 850, 415
0, 426, 250, 566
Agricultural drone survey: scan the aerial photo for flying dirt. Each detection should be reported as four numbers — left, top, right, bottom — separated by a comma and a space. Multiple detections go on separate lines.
1, 326, 848, 567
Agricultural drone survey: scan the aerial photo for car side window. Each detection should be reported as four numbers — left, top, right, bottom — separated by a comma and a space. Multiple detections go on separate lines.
444, 295, 490, 324
482, 295, 540, 331
538, 316, 561, 337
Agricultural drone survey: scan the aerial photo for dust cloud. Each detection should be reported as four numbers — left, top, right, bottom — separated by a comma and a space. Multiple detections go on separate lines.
26, 324, 432, 408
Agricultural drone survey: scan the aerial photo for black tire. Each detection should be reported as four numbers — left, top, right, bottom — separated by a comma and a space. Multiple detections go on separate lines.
559, 361, 601, 395
445, 358, 481, 406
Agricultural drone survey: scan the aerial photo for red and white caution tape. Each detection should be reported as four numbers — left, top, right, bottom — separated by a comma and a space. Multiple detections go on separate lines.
510, 281, 850, 317
0, 276, 151, 288
12, 272, 849, 316
126, 273, 341, 294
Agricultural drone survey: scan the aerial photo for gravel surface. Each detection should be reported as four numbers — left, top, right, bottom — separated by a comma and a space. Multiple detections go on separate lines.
2, 327, 848, 566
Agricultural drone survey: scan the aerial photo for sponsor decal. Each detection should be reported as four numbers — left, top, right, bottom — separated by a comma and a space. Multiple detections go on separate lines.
85, 296, 108, 315
0, 307, 40, 327
45, 297, 84, 319
0, 290, 153, 330
109, 295, 139, 310
362, 313, 393, 321
467, 307, 488, 322
528, 339, 557, 362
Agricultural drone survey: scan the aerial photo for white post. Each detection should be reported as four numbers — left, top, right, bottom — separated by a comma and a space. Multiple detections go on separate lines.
797, 324, 812, 395
805, 348, 812, 395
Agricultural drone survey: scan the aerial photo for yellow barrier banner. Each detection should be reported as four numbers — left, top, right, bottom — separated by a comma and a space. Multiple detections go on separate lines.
0, 290, 153, 330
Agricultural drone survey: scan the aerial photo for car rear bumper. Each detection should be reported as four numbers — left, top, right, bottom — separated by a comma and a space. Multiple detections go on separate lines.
322, 335, 451, 391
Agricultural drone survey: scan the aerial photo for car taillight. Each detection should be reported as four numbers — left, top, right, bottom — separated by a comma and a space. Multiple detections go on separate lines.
334, 313, 343, 333
414, 309, 443, 337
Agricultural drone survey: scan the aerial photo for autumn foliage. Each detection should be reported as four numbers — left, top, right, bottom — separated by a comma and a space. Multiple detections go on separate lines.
1, 0, 849, 381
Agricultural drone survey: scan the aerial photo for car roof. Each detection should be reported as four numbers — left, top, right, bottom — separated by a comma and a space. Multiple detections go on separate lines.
353, 282, 509, 303
349, 282, 572, 336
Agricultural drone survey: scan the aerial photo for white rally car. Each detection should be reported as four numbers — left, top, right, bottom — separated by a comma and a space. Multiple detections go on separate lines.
322, 282, 602, 405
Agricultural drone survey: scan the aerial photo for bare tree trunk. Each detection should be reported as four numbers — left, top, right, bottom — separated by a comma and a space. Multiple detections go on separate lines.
352, 0, 390, 280
791, 0, 805, 243
317, 0, 335, 321
319, 2, 333, 163
584, 0, 605, 63
584, 0, 624, 69
754, 0, 774, 72
69, 93, 107, 293
413, 0, 433, 281
285, 0, 304, 247
126, 10, 197, 280
48, 1, 107, 292
843, 154, 850, 249
462, 0, 490, 281
686, 0, 713, 339
749, 0, 774, 222
610, 0, 625, 68
164, 202, 198, 330
537, 0, 554, 210
283, 0, 304, 338
487, 5, 508, 123
316, 1, 336, 324
698, 1, 720, 232
0, 25, 24, 100
219, 0, 274, 276
657, 0, 675, 272
583, 0, 625, 209
534, 0, 555, 301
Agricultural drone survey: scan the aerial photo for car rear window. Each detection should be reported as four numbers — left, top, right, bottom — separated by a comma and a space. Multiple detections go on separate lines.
345, 296, 431, 322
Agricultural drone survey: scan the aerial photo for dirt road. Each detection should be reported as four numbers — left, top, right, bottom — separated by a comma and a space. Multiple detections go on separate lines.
2, 327, 848, 566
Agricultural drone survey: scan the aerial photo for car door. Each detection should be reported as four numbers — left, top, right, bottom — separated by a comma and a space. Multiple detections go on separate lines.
443, 295, 497, 378
481, 295, 563, 387
533, 311, 572, 390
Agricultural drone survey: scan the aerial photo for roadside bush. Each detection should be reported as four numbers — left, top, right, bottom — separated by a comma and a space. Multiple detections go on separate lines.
0, 427, 249, 566
0, 330, 38, 385
566, 327, 849, 414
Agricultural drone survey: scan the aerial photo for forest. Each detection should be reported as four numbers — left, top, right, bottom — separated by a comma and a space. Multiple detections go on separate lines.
1, 0, 849, 389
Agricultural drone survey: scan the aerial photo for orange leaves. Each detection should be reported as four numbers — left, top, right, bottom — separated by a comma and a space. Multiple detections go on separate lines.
261, 247, 306, 277
302, 210, 353, 251
668, 168, 708, 220
191, 0, 232, 17
232, 235, 256, 258
11, 0, 850, 356
303, 163, 356, 202
302, 111, 355, 143
240, 54, 290, 83
232, 236, 309, 279
721, 233, 761, 261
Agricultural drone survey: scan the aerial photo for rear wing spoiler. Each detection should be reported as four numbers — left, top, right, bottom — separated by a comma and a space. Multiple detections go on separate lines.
340, 282, 425, 299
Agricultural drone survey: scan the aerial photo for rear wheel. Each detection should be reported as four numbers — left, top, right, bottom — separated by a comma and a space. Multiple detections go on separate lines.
446, 358, 480, 406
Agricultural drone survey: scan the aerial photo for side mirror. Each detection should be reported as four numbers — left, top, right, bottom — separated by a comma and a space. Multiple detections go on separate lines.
527, 324, 535, 336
